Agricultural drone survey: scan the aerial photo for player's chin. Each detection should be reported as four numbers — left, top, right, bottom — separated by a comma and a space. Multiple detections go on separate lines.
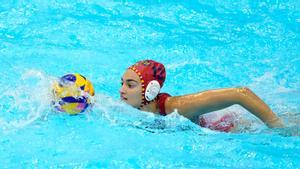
125, 100, 140, 109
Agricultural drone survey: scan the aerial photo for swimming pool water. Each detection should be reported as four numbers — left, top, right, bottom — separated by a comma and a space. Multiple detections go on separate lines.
1, 0, 300, 168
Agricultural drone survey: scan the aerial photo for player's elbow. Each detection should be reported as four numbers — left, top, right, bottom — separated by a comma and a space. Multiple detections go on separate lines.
234, 87, 253, 102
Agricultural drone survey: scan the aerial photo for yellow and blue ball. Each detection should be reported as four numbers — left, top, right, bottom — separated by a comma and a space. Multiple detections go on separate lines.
51, 73, 95, 115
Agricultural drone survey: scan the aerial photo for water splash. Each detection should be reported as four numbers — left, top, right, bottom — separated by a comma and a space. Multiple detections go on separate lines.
0, 69, 53, 131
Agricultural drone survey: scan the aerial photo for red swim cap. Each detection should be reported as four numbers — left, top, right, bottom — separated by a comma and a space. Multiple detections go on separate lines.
128, 60, 166, 107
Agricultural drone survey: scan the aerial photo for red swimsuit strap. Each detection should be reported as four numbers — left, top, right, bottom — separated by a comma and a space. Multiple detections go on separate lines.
157, 93, 171, 116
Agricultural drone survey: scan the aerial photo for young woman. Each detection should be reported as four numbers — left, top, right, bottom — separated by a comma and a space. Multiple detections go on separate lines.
120, 60, 284, 132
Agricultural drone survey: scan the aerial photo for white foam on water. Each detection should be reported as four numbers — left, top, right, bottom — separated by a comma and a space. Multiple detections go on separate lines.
0, 69, 54, 131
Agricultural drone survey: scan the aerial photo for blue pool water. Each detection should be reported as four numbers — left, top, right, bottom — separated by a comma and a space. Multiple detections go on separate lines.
1, 0, 300, 168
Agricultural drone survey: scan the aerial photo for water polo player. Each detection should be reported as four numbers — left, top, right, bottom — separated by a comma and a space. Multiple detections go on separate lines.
120, 60, 284, 132
51, 73, 95, 115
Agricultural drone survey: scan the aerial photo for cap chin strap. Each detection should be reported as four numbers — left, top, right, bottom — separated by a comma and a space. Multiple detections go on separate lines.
145, 80, 161, 101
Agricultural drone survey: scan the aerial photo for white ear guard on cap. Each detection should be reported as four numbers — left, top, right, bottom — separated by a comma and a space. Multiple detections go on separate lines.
145, 80, 161, 101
